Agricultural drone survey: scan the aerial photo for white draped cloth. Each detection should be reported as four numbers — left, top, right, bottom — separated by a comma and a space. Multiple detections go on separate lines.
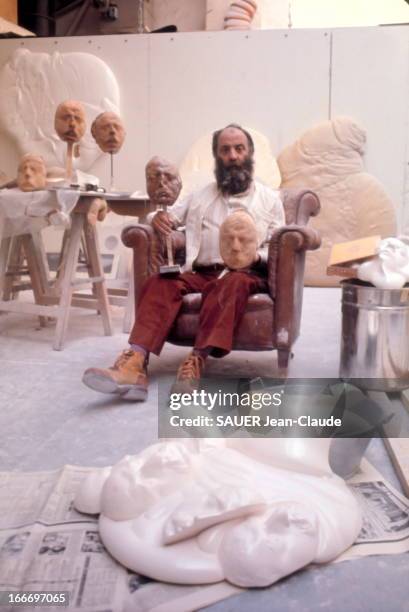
0, 188, 80, 238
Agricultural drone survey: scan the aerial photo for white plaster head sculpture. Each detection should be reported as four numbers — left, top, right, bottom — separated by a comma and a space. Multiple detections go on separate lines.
0, 49, 120, 172
357, 237, 409, 290
54, 100, 86, 144
145, 156, 182, 208
91, 111, 126, 154
74, 438, 362, 588
17, 154, 47, 192
220, 209, 258, 269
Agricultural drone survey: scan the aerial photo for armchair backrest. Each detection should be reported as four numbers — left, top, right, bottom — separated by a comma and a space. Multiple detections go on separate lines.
280, 189, 321, 226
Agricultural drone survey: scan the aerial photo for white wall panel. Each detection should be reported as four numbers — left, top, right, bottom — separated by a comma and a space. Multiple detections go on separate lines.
0, 26, 408, 223
148, 29, 331, 165
331, 26, 409, 228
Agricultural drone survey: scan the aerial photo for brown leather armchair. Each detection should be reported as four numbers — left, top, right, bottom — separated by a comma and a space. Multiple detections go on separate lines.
122, 189, 321, 375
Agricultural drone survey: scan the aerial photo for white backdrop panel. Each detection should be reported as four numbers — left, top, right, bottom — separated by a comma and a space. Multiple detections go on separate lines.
331, 26, 409, 227
148, 29, 331, 166
0, 27, 408, 220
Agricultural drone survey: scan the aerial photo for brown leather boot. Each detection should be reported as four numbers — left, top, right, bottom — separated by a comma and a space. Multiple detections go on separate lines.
82, 349, 148, 401
171, 352, 205, 394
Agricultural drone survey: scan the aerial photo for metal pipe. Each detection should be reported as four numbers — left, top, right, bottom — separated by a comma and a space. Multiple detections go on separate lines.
65, 0, 91, 36
136, 0, 144, 34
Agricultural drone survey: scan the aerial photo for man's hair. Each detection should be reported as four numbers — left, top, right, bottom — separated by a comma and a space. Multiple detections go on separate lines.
212, 123, 255, 157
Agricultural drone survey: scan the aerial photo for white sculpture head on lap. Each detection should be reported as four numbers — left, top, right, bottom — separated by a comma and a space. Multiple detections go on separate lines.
74, 437, 362, 587
219, 210, 258, 270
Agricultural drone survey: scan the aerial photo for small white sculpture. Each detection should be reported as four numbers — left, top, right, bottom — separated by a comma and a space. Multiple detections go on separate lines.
357, 237, 409, 290
54, 100, 87, 180
91, 111, 126, 191
17, 154, 47, 192
91, 111, 126, 155
224, 0, 258, 30
75, 438, 361, 587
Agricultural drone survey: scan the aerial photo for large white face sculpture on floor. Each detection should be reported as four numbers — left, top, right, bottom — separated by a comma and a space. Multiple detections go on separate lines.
75, 438, 362, 587
0, 49, 120, 170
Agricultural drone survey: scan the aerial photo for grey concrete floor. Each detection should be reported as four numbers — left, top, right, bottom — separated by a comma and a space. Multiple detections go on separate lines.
0, 287, 343, 471
1, 287, 408, 612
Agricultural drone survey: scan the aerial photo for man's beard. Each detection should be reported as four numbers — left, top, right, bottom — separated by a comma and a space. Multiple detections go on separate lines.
215, 156, 254, 195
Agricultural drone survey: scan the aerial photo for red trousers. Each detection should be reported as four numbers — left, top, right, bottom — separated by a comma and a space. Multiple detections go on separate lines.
128, 269, 268, 357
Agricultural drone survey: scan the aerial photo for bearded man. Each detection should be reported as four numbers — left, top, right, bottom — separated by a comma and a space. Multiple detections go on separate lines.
83, 124, 285, 400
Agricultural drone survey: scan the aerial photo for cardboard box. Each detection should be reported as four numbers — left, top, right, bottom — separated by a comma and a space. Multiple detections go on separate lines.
327, 235, 381, 279
328, 235, 381, 266
326, 264, 358, 278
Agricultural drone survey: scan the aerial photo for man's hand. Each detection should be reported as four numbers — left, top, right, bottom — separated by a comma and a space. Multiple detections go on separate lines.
151, 210, 174, 237
87, 198, 109, 225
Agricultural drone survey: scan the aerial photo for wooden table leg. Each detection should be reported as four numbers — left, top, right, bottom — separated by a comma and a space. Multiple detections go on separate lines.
0, 213, 9, 300
21, 233, 51, 328
83, 220, 113, 336
30, 230, 51, 296
3, 236, 22, 301
53, 212, 84, 350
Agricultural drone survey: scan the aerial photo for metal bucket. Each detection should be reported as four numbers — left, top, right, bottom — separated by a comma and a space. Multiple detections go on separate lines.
340, 279, 409, 391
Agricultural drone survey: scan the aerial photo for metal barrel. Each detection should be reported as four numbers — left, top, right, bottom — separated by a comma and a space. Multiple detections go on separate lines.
340, 279, 409, 391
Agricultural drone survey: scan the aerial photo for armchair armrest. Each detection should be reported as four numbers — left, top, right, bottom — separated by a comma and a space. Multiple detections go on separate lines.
267, 225, 321, 349
267, 225, 321, 297
121, 224, 187, 300
122, 223, 158, 277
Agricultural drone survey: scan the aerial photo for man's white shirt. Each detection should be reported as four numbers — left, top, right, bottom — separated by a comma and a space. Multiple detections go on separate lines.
150, 180, 285, 271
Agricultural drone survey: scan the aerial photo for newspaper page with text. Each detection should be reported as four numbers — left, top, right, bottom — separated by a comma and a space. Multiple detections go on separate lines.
0, 460, 408, 612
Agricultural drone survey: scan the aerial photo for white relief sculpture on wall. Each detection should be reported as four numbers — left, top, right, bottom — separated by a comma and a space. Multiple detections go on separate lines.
277, 116, 396, 287
75, 438, 362, 587
0, 48, 121, 172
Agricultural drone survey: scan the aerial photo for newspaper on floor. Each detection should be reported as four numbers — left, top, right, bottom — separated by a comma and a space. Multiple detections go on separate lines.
0, 466, 241, 612
337, 457, 409, 561
0, 458, 408, 612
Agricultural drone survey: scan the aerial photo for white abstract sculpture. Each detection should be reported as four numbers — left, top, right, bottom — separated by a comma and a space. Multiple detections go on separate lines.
75, 438, 362, 587
357, 237, 409, 290
224, 0, 258, 30
277, 116, 396, 286
0, 49, 120, 171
